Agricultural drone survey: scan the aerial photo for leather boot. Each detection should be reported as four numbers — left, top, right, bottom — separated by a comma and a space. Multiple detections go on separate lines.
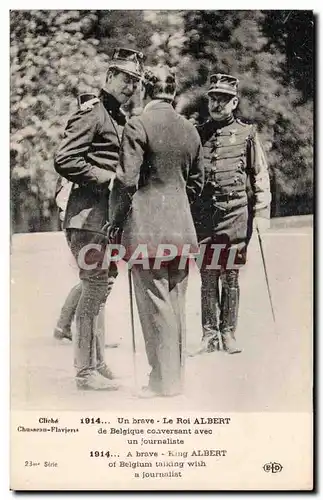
97, 363, 115, 380
199, 268, 222, 353
199, 328, 222, 353
222, 331, 242, 354
54, 282, 82, 340
95, 304, 115, 379
74, 281, 110, 377
220, 270, 242, 354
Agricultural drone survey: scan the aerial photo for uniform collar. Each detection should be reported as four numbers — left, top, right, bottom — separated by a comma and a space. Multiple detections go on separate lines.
100, 89, 126, 124
211, 114, 235, 128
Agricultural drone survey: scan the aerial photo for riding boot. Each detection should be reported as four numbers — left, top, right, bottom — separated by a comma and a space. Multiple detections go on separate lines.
74, 280, 117, 389
54, 282, 82, 340
199, 268, 222, 353
220, 269, 242, 354
95, 274, 117, 378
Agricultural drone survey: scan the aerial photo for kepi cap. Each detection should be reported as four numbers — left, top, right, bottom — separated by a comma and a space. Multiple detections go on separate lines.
109, 48, 144, 80
208, 73, 239, 97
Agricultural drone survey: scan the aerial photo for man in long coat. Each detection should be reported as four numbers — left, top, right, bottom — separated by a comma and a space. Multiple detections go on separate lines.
109, 65, 204, 397
191, 73, 271, 354
54, 48, 144, 390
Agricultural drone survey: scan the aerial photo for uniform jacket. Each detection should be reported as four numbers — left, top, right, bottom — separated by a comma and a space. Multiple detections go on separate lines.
109, 100, 205, 258
191, 116, 271, 247
54, 90, 126, 233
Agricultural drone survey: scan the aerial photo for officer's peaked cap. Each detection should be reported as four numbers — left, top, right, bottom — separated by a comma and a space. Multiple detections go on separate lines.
208, 73, 239, 97
109, 48, 144, 80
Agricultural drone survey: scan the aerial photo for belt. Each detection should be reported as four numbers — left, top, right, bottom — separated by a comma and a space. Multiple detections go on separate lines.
212, 192, 239, 203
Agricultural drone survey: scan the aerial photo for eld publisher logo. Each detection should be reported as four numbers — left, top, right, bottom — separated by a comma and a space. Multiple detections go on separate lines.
263, 462, 283, 473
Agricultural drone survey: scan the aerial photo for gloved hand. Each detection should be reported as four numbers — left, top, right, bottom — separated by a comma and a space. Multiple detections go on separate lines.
103, 222, 122, 244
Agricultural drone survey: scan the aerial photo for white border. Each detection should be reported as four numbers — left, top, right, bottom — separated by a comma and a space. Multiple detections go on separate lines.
2, 3, 319, 498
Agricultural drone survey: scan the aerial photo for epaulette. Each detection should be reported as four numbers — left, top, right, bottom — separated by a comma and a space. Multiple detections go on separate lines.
79, 97, 100, 112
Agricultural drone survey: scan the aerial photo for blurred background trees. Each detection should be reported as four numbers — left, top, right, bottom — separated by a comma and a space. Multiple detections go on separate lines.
10, 10, 314, 233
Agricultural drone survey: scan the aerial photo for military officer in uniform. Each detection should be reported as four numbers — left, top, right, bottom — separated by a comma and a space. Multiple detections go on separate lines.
53, 93, 143, 343
109, 65, 204, 397
54, 48, 144, 390
191, 73, 271, 354
54, 95, 96, 343
54, 94, 120, 347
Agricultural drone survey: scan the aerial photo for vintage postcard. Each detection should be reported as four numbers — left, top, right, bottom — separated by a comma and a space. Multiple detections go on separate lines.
10, 9, 313, 491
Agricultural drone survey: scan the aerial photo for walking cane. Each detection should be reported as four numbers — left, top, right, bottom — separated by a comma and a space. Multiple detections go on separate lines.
256, 225, 276, 324
127, 268, 138, 391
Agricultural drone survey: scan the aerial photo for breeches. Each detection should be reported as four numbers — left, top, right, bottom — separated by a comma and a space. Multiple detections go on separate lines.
66, 229, 118, 376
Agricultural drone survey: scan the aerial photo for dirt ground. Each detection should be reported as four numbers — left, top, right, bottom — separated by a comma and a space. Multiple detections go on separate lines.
10, 221, 313, 413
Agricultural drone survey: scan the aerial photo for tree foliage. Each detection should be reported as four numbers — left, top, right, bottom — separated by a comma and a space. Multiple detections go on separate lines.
10, 10, 314, 232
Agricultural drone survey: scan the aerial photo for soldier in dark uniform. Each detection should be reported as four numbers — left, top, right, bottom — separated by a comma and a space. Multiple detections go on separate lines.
54, 95, 96, 343
53, 93, 143, 343
191, 74, 271, 355
54, 48, 144, 390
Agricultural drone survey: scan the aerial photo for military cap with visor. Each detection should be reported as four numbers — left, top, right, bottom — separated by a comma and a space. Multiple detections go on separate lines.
207, 73, 239, 97
109, 47, 145, 81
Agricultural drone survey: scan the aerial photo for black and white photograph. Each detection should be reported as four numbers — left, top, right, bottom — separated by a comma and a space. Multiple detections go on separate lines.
10, 9, 314, 490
